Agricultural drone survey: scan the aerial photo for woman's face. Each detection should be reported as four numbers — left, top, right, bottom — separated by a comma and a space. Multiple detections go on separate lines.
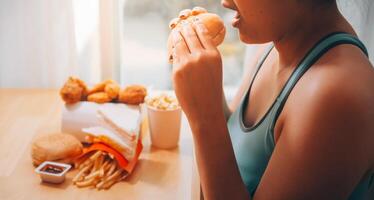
222, 0, 303, 44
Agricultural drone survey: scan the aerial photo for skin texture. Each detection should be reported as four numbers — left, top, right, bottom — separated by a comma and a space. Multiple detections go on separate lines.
171, 0, 374, 199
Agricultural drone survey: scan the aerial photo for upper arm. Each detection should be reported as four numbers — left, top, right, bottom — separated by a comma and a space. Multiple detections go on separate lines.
253, 82, 373, 199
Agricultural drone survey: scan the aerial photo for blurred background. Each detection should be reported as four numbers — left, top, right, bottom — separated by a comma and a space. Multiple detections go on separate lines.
0, 0, 373, 99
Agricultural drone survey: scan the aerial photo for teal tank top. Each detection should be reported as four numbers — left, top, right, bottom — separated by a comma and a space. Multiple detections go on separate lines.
227, 33, 373, 199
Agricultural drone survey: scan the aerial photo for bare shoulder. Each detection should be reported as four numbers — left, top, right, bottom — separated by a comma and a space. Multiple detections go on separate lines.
284, 44, 374, 165
254, 45, 374, 199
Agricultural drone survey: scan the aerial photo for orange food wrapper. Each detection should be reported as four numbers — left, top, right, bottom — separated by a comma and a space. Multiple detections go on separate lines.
78, 140, 143, 174
77, 116, 147, 174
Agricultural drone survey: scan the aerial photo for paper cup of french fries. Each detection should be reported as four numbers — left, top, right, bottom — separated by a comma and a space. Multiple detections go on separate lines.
145, 94, 181, 149
73, 142, 142, 190
73, 150, 122, 190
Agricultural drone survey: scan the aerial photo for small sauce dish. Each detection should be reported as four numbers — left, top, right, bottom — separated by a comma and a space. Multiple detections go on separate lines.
35, 161, 71, 184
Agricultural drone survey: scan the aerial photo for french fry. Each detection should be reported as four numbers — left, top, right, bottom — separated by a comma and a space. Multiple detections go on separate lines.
96, 180, 106, 190
98, 169, 122, 190
103, 161, 112, 172
98, 155, 104, 167
73, 150, 127, 190
73, 163, 92, 183
108, 169, 123, 181
101, 160, 110, 171
107, 160, 117, 176
98, 167, 105, 178
79, 152, 95, 170
97, 163, 118, 190
75, 177, 96, 188
102, 179, 116, 190
74, 153, 91, 169
99, 171, 128, 190
101, 161, 111, 179
93, 153, 103, 172
84, 170, 100, 180
79, 161, 91, 170
90, 150, 102, 161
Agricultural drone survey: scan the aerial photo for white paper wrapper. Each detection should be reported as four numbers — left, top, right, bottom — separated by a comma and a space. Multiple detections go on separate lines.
61, 102, 141, 143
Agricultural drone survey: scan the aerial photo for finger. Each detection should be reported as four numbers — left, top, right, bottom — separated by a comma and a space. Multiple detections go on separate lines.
172, 29, 190, 55
180, 22, 203, 52
193, 19, 215, 49
172, 48, 179, 64
172, 29, 190, 62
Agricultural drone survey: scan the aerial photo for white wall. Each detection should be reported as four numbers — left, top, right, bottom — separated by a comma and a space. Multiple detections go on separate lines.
0, 0, 78, 88
0, 0, 113, 88
338, 0, 374, 63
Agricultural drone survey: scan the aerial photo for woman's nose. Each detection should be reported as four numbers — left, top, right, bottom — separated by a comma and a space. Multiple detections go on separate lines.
221, 0, 236, 10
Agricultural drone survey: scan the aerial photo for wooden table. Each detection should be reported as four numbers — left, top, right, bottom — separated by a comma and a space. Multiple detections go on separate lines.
0, 89, 200, 200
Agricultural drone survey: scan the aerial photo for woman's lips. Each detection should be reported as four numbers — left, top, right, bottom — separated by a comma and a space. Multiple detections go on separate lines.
232, 12, 241, 28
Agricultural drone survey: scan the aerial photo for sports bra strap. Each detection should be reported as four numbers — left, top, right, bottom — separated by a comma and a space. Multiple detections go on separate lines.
271, 32, 369, 127
240, 45, 274, 103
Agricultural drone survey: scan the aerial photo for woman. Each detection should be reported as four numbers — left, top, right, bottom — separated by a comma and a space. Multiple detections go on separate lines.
171, 0, 374, 199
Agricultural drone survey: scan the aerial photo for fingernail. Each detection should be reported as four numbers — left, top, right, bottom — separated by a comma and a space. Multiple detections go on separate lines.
169, 18, 180, 29
179, 9, 192, 19
191, 7, 207, 16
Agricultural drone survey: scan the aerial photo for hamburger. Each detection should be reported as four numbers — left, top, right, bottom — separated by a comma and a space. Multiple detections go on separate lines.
31, 133, 83, 166
167, 7, 226, 63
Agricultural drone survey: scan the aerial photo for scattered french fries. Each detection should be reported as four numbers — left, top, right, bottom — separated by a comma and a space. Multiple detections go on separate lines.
72, 150, 128, 190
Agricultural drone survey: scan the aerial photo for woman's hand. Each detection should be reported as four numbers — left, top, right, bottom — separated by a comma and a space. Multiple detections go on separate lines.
171, 20, 225, 128
171, 21, 251, 200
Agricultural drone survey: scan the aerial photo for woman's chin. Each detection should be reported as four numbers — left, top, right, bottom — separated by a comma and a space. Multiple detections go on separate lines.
238, 32, 256, 44
238, 30, 270, 44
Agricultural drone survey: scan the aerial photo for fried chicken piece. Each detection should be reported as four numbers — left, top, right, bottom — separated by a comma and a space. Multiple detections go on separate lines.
118, 85, 147, 105
87, 79, 115, 95
87, 92, 112, 104
60, 76, 88, 104
105, 83, 120, 99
